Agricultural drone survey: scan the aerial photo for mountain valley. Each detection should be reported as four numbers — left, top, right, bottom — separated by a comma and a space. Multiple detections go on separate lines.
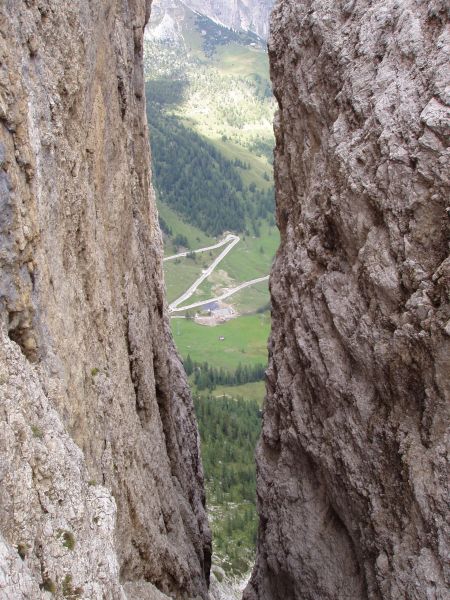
0, 1, 448, 599
144, 1, 277, 585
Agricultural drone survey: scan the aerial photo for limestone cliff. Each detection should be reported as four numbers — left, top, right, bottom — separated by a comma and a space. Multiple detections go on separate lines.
0, 1, 210, 598
246, 0, 449, 599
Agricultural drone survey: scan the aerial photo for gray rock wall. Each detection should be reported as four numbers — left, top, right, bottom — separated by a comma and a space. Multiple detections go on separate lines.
0, 1, 210, 598
246, 1, 449, 599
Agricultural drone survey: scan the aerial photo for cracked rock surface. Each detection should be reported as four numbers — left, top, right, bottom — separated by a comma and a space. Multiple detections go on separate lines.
245, 1, 449, 599
0, 1, 210, 598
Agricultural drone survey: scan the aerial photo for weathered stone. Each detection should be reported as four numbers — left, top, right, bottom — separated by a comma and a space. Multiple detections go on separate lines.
246, 1, 449, 599
0, 1, 210, 598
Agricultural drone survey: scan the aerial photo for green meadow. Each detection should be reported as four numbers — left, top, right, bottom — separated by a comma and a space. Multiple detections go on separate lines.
171, 313, 270, 371
212, 380, 266, 405
164, 246, 225, 304
219, 224, 278, 281
146, 2, 277, 577
231, 280, 270, 314
183, 224, 278, 311
157, 201, 215, 257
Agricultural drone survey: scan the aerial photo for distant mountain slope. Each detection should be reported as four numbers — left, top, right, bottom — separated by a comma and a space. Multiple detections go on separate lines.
147, 87, 246, 235
144, 0, 275, 237
151, 0, 274, 39
147, 86, 274, 235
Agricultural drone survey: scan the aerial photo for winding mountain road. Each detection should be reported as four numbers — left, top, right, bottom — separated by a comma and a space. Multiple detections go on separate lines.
169, 234, 240, 310
163, 234, 238, 262
166, 232, 270, 314
169, 275, 269, 313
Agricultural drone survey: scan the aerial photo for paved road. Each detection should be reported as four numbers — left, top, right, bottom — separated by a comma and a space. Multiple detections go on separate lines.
169, 235, 240, 310
163, 234, 238, 262
169, 275, 269, 313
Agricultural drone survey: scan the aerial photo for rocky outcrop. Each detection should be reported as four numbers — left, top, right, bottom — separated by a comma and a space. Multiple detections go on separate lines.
0, 1, 210, 598
246, 1, 449, 599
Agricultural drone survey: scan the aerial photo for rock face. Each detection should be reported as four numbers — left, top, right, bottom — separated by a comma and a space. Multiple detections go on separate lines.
246, 1, 449, 599
0, 1, 210, 599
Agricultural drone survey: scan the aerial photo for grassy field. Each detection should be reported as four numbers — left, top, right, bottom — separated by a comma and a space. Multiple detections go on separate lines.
220, 224, 279, 281
212, 380, 266, 405
161, 210, 278, 312
177, 224, 278, 306
164, 247, 225, 303
171, 313, 270, 370
165, 260, 205, 304
178, 267, 235, 305
214, 43, 270, 78
232, 280, 270, 314
157, 201, 215, 256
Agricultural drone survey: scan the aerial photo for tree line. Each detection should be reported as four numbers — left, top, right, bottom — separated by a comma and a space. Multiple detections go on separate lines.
194, 394, 261, 573
184, 356, 266, 390
145, 78, 275, 237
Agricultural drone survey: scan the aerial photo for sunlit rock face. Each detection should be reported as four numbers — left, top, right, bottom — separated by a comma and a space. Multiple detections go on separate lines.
0, 1, 210, 598
246, 0, 449, 598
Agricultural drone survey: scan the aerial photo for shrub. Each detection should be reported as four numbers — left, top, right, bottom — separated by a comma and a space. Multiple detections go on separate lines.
62, 574, 83, 598
31, 425, 44, 439
58, 529, 75, 551
41, 578, 56, 594
17, 542, 28, 560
